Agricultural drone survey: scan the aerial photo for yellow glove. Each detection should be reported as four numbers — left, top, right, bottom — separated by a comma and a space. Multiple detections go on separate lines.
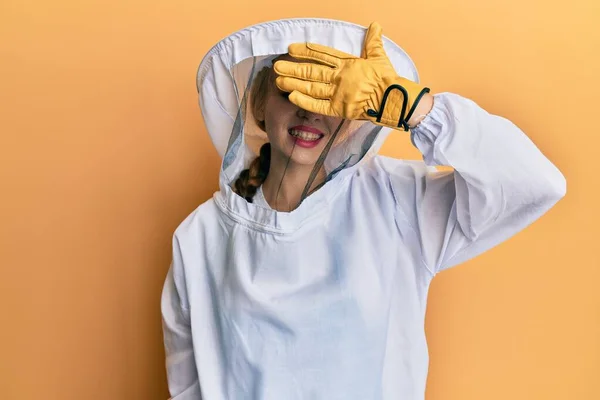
274, 22, 430, 131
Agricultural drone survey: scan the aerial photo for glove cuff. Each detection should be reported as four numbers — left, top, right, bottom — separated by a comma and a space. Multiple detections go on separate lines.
366, 78, 430, 131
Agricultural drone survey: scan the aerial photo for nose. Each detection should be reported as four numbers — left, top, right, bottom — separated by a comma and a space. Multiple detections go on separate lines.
296, 107, 321, 122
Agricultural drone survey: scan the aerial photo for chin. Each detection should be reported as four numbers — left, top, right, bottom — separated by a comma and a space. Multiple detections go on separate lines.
288, 152, 323, 167
288, 140, 329, 164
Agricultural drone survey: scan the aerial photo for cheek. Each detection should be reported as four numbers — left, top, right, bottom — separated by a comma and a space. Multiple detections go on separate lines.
326, 118, 357, 145
264, 98, 296, 134
325, 117, 348, 137
324, 116, 344, 128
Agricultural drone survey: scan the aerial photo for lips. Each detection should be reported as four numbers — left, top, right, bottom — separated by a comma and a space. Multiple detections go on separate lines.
288, 125, 325, 148
290, 125, 324, 135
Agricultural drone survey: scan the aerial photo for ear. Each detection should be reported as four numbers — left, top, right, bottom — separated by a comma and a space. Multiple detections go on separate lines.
250, 89, 266, 125
255, 108, 265, 125
253, 102, 266, 131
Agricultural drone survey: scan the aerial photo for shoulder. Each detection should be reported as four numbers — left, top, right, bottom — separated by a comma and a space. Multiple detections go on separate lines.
357, 155, 437, 190
168, 196, 225, 288
372, 155, 435, 178
355, 156, 454, 222
172, 196, 222, 250
342, 156, 435, 214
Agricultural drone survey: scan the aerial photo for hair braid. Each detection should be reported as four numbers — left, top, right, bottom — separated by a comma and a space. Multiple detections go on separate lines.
233, 143, 271, 202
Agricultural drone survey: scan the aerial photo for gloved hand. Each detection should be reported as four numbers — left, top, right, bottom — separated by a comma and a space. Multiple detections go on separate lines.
274, 22, 430, 131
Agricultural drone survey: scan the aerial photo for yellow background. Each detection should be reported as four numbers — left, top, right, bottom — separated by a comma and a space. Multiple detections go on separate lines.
1, 0, 598, 399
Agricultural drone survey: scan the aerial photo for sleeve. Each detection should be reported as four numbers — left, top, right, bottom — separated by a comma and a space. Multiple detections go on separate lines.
400, 92, 566, 275
161, 236, 202, 399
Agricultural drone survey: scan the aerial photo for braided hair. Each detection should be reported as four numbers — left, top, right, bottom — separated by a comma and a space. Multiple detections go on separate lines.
233, 143, 271, 202
233, 66, 273, 202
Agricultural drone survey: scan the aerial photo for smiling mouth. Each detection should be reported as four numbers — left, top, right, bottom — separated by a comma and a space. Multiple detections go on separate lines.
288, 129, 324, 142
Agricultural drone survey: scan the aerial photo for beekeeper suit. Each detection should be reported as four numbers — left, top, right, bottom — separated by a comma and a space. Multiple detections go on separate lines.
161, 18, 566, 400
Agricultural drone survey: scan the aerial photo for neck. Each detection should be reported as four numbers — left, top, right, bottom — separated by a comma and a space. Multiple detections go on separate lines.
261, 154, 326, 212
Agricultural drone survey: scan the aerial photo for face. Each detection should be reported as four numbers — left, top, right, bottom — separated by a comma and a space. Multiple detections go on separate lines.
258, 56, 348, 168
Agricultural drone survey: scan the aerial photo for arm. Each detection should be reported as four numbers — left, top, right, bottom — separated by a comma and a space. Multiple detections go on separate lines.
272, 21, 566, 273
406, 92, 434, 129
396, 92, 566, 274
161, 238, 201, 399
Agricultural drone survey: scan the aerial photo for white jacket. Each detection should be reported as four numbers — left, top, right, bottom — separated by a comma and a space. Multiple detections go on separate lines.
161, 92, 566, 399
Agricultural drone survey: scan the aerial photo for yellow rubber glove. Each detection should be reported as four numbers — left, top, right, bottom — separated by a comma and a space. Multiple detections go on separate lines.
274, 22, 430, 131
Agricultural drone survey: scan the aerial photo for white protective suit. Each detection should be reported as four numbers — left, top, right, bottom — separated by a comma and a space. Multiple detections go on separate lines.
161, 18, 566, 400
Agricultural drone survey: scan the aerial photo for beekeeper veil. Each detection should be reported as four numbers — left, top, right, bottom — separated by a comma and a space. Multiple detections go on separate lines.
196, 19, 421, 211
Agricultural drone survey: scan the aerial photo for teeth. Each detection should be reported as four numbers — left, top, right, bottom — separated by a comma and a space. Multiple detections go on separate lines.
289, 129, 322, 141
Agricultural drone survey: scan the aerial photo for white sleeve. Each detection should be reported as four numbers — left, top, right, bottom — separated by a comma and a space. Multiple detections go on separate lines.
161, 236, 202, 399
402, 92, 566, 274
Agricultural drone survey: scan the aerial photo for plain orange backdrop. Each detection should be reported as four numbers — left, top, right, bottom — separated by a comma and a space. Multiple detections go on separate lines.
1, 0, 598, 399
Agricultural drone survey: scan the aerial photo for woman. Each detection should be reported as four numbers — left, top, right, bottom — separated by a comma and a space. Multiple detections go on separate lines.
162, 19, 566, 399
